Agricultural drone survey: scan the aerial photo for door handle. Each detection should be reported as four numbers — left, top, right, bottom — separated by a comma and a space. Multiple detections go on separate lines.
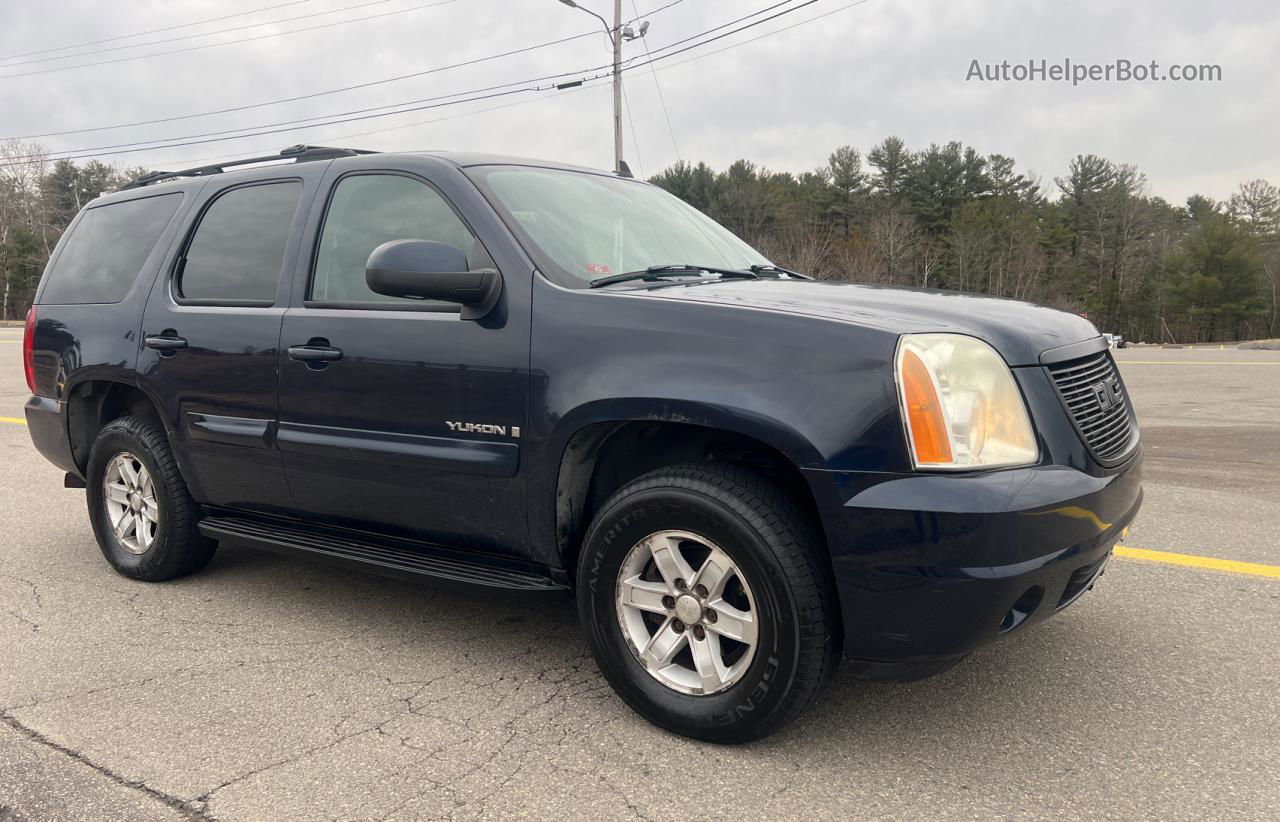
144, 334, 188, 351
287, 344, 343, 362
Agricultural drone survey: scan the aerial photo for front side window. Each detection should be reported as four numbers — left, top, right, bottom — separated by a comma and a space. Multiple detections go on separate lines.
311, 174, 488, 305
178, 181, 301, 304
472, 166, 768, 288
42, 192, 183, 304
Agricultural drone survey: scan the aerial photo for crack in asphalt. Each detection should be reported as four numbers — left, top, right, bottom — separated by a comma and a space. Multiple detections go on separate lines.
0, 571, 43, 633
0, 608, 38, 632
0, 559, 643, 821
0, 710, 213, 821
0, 572, 44, 609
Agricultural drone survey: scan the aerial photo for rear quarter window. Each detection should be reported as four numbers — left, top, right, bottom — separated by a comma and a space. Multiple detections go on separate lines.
40, 192, 183, 305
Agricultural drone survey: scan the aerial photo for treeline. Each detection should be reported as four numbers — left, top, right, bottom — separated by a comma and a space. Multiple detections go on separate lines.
650, 138, 1280, 343
3, 138, 1278, 342
0, 140, 144, 320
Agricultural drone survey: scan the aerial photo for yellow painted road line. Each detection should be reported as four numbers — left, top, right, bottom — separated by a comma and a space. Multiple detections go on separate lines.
3, 409, 1276, 581
1116, 545, 1280, 580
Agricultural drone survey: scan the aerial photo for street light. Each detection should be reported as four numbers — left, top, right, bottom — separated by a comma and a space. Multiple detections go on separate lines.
557, 0, 649, 175
558, 0, 611, 40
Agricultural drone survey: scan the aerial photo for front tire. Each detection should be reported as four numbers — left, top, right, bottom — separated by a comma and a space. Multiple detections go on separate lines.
86, 415, 216, 581
578, 464, 837, 743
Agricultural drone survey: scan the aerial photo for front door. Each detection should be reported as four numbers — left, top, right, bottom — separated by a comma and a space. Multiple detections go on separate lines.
140, 169, 323, 513
277, 169, 529, 554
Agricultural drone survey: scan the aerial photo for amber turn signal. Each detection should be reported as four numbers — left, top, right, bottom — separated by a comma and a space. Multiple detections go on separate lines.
900, 348, 953, 464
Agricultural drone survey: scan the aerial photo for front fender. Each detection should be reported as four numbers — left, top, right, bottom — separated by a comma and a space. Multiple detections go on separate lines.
525, 276, 910, 568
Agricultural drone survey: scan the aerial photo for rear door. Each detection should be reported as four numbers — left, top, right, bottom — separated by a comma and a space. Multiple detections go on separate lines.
276, 165, 530, 555
139, 164, 327, 513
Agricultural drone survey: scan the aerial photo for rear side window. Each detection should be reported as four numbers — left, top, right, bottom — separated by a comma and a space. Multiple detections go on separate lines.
178, 181, 302, 304
41, 192, 183, 304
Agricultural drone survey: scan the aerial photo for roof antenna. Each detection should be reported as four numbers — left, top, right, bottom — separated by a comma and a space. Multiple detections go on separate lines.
616, 160, 634, 179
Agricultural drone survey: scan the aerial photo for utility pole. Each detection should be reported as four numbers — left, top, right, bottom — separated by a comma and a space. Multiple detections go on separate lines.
558, 0, 649, 175
611, 0, 623, 175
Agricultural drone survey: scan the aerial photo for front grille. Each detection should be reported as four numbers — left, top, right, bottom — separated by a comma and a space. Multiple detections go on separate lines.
1046, 351, 1136, 464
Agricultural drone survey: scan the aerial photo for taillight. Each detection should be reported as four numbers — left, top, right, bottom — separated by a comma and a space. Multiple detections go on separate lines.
23, 305, 37, 394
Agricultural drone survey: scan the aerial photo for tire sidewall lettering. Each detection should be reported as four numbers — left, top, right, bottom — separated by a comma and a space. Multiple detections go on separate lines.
579, 485, 802, 735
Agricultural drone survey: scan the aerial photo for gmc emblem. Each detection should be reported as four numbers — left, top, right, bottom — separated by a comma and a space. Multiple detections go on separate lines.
1093, 377, 1121, 411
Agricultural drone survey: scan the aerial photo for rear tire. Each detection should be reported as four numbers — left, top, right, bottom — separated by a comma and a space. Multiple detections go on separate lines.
86, 415, 216, 581
577, 463, 837, 743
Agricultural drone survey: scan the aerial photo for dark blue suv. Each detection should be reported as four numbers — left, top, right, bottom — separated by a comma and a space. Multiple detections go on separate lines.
23, 146, 1143, 742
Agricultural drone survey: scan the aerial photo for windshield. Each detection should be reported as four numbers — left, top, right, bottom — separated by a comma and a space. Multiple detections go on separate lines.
472, 166, 769, 288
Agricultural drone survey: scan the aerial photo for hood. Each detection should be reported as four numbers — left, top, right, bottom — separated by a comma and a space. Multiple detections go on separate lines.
626, 279, 1100, 366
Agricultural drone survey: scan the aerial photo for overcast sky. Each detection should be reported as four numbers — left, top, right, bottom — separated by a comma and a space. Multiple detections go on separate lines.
1, 0, 1275, 203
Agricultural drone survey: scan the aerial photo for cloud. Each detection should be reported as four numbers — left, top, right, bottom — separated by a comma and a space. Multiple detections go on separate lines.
1, 0, 1275, 201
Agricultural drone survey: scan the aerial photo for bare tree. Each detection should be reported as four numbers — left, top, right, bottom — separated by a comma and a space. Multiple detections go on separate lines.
761, 218, 836, 279
830, 238, 884, 284
866, 207, 919, 284
919, 238, 941, 288
0, 140, 52, 319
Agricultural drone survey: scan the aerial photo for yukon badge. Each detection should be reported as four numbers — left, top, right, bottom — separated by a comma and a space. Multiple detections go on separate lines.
446, 421, 520, 438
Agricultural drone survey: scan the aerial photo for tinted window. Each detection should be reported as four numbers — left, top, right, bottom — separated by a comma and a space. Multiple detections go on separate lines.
179, 182, 301, 303
41, 193, 183, 304
311, 174, 488, 304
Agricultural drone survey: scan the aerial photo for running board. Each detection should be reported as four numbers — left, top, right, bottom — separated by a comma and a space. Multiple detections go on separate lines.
199, 515, 569, 596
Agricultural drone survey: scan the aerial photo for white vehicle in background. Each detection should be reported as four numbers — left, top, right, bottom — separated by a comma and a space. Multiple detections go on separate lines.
1103, 333, 1117, 348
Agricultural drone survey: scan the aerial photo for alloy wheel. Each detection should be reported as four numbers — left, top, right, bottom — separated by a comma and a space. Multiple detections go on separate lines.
615, 530, 758, 695
103, 452, 159, 555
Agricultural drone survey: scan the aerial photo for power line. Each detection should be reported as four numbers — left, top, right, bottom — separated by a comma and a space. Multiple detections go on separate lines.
90, 4, 684, 170
65, 0, 794, 157
614, 0, 794, 61
653, 0, 868, 74
2, 29, 600, 140
27, 80, 572, 160
0, 0, 312, 63
136, 81, 605, 171
12, 60, 625, 160
0, 0, 457, 80
631, 0, 680, 162
125, 0, 873, 173
2, 0, 821, 166
26, 87, 548, 166
622, 84, 644, 178
2, 0, 397, 68
142, 82, 604, 170
1, 0, 685, 141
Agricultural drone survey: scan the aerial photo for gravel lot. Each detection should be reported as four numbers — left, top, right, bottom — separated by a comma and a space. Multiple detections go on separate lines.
2, 332, 1277, 821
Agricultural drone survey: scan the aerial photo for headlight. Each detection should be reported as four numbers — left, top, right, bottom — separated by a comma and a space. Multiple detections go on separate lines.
895, 333, 1038, 470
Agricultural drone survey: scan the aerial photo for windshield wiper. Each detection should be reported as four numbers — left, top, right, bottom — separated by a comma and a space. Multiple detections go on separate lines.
749, 264, 812, 280
588, 263, 759, 288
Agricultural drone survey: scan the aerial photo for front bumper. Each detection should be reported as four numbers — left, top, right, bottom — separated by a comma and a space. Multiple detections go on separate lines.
804, 448, 1143, 664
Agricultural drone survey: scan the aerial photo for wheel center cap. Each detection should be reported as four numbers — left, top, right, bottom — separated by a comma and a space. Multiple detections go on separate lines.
674, 594, 702, 625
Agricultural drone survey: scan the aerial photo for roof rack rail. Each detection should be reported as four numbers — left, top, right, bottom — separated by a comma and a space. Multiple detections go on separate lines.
120, 145, 379, 191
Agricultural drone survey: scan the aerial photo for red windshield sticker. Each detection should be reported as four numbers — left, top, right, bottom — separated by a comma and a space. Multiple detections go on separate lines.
586, 263, 611, 275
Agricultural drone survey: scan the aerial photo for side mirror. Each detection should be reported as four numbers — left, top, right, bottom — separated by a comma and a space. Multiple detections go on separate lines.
365, 239, 501, 319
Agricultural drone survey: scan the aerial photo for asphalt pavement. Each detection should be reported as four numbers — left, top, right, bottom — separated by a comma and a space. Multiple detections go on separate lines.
1, 330, 1277, 821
